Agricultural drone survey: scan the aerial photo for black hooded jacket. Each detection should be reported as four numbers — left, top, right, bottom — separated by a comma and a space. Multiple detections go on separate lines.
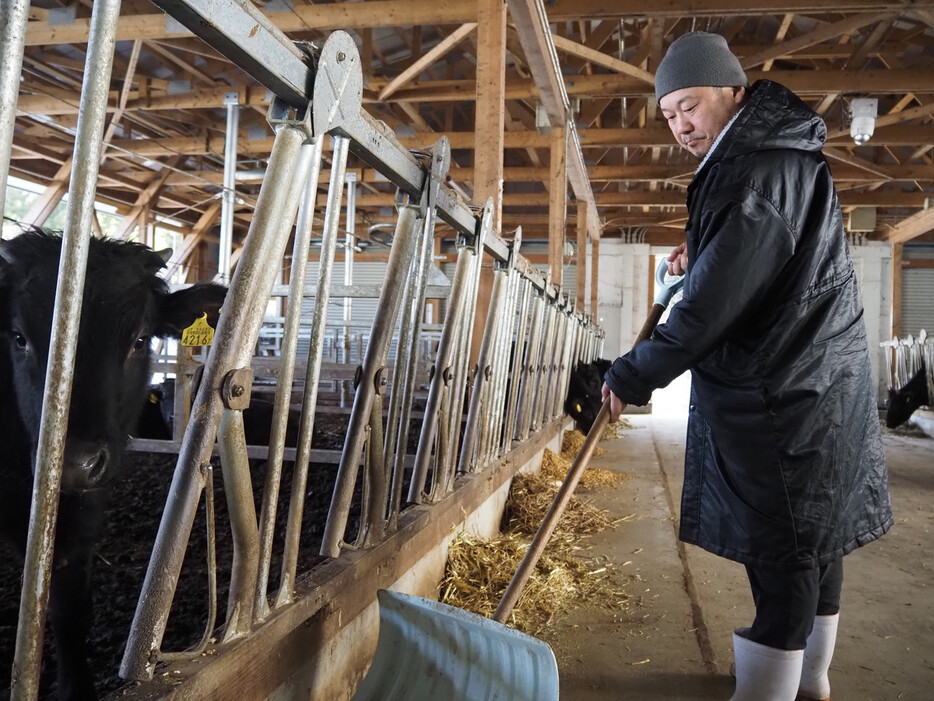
604, 81, 893, 567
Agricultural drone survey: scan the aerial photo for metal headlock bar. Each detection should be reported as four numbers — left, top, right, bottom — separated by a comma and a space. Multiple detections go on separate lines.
0, 0, 604, 694
9, 2, 122, 699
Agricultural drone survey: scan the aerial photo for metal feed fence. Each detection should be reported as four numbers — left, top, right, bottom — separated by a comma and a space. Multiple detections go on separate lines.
0, 3, 604, 699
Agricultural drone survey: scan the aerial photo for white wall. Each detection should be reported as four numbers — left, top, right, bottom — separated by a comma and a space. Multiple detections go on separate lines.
594, 241, 650, 360
850, 242, 892, 403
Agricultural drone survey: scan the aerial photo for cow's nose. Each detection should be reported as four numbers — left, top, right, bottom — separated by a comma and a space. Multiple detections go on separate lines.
62, 444, 111, 492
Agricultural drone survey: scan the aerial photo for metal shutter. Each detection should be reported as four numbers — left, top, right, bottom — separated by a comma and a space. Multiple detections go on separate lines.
902, 247, 934, 337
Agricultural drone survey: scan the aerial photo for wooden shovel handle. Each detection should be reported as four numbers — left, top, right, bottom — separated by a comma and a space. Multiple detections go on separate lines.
492, 301, 667, 624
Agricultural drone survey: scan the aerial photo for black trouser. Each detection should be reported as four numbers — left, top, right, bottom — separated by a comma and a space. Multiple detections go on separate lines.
743, 558, 843, 650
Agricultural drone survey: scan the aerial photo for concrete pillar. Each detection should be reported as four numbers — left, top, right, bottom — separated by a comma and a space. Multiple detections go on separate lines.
851, 243, 892, 404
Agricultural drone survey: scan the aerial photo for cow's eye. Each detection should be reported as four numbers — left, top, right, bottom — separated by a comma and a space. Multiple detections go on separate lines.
12, 331, 28, 350
133, 335, 150, 353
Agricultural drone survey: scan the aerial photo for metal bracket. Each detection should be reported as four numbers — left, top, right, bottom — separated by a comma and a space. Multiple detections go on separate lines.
222, 368, 254, 410
266, 95, 315, 141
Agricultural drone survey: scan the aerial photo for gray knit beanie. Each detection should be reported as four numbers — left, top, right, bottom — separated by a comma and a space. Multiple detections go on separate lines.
655, 32, 748, 103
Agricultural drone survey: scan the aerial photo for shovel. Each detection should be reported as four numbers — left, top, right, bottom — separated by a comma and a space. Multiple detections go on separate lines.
351, 260, 684, 701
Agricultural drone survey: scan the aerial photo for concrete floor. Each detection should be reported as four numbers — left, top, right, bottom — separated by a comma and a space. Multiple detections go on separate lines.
539, 405, 934, 700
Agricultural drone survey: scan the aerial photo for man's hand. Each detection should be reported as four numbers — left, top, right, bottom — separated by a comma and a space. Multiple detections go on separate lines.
667, 242, 688, 276
601, 382, 628, 423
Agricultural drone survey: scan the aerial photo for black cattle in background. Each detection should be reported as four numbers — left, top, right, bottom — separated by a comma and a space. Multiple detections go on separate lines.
133, 383, 174, 440
0, 228, 226, 700
886, 363, 931, 428
140, 376, 302, 447
565, 358, 612, 433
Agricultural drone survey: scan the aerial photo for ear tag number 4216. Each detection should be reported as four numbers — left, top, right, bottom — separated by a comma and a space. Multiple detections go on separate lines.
181, 313, 215, 347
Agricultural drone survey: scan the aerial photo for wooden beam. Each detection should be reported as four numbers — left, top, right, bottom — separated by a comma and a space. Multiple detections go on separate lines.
24, 3, 478, 46
472, 0, 508, 366
165, 201, 222, 279
576, 200, 587, 308
23, 1, 934, 48
551, 33, 655, 85
23, 160, 71, 225
338, 189, 929, 210
507, 0, 601, 241
379, 24, 477, 101
548, 127, 567, 286
885, 207, 934, 244
356, 68, 934, 103
545, 0, 933, 19
473, 0, 507, 231
113, 156, 187, 240
740, 13, 892, 69
590, 234, 599, 320
102, 124, 933, 159
507, 0, 569, 124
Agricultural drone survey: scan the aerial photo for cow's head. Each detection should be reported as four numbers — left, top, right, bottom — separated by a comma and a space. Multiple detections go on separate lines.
0, 229, 226, 493
885, 365, 929, 429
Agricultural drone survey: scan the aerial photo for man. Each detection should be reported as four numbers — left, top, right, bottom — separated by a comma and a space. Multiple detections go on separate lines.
601, 32, 893, 701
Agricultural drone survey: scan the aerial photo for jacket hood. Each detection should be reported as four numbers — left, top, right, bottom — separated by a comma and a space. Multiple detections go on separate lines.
705, 80, 827, 168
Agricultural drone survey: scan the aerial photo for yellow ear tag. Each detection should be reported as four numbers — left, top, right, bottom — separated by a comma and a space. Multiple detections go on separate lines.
181, 313, 215, 347
149, 392, 160, 404
575, 403, 583, 413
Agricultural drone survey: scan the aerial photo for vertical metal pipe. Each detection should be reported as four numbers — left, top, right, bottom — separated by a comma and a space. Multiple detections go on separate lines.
481, 267, 515, 464
122, 115, 311, 681
320, 204, 422, 558
385, 140, 449, 525
385, 220, 433, 519
216, 409, 258, 641
502, 278, 532, 452
487, 268, 521, 461
407, 246, 475, 502
0, 0, 29, 221
457, 265, 508, 474
219, 92, 240, 284
275, 135, 350, 607
437, 219, 487, 494
553, 311, 573, 420
254, 137, 324, 621
340, 172, 357, 406
516, 292, 545, 440
11, 2, 121, 699
546, 309, 568, 421
531, 303, 556, 431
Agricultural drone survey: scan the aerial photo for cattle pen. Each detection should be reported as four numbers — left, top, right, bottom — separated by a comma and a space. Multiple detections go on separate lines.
0, 2, 605, 699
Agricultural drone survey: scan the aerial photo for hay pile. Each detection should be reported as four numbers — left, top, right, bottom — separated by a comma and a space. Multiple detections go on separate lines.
553, 430, 629, 488
502, 460, 619, 536
602, 416, 637, 440
440, 530, 628, 634
439, 428, 634, 633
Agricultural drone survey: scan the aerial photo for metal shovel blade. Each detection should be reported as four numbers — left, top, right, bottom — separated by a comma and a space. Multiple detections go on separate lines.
350, 589, 559, 701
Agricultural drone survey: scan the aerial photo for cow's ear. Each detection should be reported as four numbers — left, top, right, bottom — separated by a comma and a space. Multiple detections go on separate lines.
155, 283, 227, 338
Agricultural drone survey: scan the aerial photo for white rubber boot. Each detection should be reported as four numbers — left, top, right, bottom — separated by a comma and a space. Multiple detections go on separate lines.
730, 630, 804, 701
796, 614, 839, 701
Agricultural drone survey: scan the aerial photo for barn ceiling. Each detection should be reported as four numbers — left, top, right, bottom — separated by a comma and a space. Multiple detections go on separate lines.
9, 0, 934, 279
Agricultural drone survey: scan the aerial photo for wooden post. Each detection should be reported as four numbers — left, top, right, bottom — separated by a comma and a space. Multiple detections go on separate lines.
590, 234, 599, 321
576, 201, 587, 309
548, 126, 567, 287
470, 0, 506, 365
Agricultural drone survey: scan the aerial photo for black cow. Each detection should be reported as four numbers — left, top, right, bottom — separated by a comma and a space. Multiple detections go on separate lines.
565, 358, 612, 433
0, 228, 226, 700
133, 383, 174, 440
144, 376, 302, 447
886, 363, 931, 428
